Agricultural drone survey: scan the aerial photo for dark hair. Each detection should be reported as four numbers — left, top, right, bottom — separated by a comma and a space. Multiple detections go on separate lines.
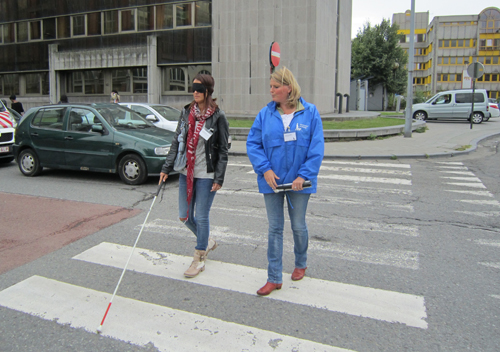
60, 94, 68, 103
111, 90, 118, 94
9, 95, 16, 100
190, 74, 217, 111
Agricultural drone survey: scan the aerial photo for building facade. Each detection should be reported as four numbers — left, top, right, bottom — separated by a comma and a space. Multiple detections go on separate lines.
393, 7, 500, 100
0, 0, 352, 114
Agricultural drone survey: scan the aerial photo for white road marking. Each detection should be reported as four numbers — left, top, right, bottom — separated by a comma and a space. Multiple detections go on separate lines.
320, 166, 411, 176
441, 176, 483, 182
455, 211, 500, 218
472, 239, 500, 248
435, 162, 464, 165
445, 190, 493, 197
318, 183, 413, 196
0, 276, 352, 352
445, 183, 486, 189
319, 174, 412, 185
439, 170, 476, 176
478, 262, 500, 269
73, 242, 427, 329
436, 166, 469, 170
321, 160, 411, 169
459, 200, 500, 207
227, 163, 253, 167
491, 295, 500, 300
142, 219, 420, 270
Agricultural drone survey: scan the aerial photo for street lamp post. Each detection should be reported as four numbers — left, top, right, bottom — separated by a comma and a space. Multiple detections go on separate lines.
404, 0, 415, 138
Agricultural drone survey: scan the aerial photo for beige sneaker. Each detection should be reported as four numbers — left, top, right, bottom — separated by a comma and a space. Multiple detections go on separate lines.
184, 250, 206, 278
206, 237, 218, 257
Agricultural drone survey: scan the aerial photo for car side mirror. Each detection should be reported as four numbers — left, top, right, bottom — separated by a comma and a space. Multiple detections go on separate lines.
146, 114, 158, 122
91, 124, 104, 133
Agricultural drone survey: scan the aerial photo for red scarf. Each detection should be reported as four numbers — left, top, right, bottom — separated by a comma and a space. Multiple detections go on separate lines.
185, 104, 214, 216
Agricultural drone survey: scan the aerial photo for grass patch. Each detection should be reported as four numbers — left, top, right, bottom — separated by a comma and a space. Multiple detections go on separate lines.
379, 112, 404, 116
455, 145, 472, 151
228, 117, 406, 130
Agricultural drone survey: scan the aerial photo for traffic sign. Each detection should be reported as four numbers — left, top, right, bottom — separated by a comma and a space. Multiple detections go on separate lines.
467, 62, 484, 80
269, 42, 280, 73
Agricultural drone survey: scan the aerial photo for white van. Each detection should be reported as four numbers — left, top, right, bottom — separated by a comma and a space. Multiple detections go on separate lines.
412, 89, 491, 124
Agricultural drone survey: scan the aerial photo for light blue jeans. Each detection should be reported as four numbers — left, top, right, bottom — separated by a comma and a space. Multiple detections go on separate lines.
263, 191, 311, 284
178, 174, 217, 251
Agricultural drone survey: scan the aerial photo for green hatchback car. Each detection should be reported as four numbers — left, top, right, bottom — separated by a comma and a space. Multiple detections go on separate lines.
14, 103, 175, 185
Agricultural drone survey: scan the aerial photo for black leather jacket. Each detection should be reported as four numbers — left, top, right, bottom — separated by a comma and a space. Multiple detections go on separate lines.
161, 104, 229, 186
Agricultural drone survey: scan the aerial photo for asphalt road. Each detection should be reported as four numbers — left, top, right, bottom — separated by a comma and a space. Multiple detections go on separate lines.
0, 138, 499, 351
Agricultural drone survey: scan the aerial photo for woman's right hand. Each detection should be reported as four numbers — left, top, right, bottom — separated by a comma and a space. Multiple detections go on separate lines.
159, 172, 168, 184
264, 170, 280, 190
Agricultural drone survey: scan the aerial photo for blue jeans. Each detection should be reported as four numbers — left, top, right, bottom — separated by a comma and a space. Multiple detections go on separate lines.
178, 174, 217, 251
263, 192, 311, 284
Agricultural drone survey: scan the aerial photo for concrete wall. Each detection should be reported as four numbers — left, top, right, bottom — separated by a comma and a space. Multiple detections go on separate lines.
212, 0, 352, 115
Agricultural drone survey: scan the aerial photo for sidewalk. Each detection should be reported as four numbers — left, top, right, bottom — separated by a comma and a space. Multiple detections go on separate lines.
229, 119, 500, 159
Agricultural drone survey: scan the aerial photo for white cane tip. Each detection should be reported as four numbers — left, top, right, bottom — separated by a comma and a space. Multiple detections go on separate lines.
97, 326, 102, 334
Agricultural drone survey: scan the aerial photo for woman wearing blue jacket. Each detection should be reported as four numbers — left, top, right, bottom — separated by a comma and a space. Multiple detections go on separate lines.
246, 67, 324, 296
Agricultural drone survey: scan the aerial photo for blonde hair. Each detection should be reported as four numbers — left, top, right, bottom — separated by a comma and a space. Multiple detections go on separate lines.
270, 66, 301, 108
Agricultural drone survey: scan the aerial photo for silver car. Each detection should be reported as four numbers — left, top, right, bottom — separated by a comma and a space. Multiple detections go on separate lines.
119, 103, 181, 132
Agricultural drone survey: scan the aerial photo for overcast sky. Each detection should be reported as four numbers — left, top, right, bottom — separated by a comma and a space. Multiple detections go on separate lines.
351, 0, 497, 37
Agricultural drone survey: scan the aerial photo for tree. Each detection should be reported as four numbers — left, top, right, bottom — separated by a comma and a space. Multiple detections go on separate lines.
351, 19, 408, 110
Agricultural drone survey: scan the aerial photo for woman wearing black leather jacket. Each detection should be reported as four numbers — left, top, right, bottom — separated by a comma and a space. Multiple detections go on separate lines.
160, 74, 229, 278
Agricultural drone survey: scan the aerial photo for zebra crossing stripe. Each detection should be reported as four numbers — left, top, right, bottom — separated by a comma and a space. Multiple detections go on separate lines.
0, 275, 352, 352
319, 174, 412, 185
73, 242, 428, 329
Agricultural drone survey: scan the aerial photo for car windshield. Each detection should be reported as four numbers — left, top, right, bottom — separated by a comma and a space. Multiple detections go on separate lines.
488, 98, 496, 103
95, 105, 155, 129
151, 105, 181, 121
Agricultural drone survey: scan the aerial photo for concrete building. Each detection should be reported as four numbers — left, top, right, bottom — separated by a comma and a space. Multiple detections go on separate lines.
393, 7, 500, 100
0, 0, 352, 114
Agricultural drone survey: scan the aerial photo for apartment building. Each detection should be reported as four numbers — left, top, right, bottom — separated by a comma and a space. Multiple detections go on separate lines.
393, 7, 500, 100
0, 0, 352, 114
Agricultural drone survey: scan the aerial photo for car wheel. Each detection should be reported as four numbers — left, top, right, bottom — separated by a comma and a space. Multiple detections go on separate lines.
118, 154, 148, 185
471, 112, 483, 124
413, 111, 427, 121
18, 149, 43, 176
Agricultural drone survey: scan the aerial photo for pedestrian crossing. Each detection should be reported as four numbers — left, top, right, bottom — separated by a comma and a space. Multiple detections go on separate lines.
3, 158, 499, 350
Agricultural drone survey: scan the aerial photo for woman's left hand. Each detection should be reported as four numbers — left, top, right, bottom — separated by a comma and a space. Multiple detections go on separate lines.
292, 176, 305, 191
211, 183, 222, 192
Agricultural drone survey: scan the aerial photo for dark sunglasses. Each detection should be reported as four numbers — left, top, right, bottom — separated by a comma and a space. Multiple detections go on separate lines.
192, 83, 207, 94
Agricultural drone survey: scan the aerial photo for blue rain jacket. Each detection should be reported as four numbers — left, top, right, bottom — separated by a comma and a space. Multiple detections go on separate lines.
246, 97, 324, 194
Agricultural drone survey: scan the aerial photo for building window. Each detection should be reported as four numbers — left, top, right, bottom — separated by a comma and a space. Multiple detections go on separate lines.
157, 4, 174, 29
104, 11, 119, 34
57, 16, 71, 38
88, 12, 102, 36
112, 69, 131, 93
84, 70, 104, 94
3, 74, 20, 95
121, 9, 135, 31
195, 1, 211, 26
26, 73, 49, 95
72, 15, 86, 36
17, 22, 28, 42
176, 3, 193, 27
132, 68, 148, 93
30, 21, 41, 40
43, 18, 56, 39
162, 65, 211, 93
138, 6, 154, 31
68, 72, 83, 93
3, 23, 15, 43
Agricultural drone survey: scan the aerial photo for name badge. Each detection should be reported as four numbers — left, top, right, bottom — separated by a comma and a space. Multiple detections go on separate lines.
200, 127, 213, 140
284, 132, 296, 142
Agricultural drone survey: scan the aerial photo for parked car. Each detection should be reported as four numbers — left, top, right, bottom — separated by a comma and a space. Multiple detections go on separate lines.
487, 98, 499, 119
119, 103, 180, 132
412, 89, 491, 124
0, 100, 15, 163
14, 103, 175, 185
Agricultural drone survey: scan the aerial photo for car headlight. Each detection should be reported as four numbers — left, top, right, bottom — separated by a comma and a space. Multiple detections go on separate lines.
155, 146, 170, 155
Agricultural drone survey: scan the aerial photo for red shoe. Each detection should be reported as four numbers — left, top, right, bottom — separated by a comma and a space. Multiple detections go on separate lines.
291, 267, 307, 281
257, 282, 282, 296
